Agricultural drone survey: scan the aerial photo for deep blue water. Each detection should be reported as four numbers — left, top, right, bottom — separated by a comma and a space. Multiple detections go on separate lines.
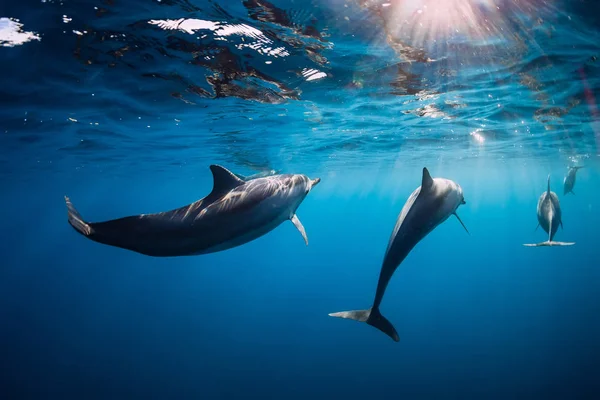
2, 0, 600, 398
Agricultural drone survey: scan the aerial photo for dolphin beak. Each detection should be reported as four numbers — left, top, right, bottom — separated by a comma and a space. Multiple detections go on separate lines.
311, 178, 321, 188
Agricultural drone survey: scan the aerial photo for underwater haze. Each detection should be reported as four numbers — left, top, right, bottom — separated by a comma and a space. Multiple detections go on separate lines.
2, 0, 600, 398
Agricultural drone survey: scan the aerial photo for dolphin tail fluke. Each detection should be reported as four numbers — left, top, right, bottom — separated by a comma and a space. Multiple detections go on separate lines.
523, 241, 575, 247
65, 196, 93, 236
328, 307, 399, 342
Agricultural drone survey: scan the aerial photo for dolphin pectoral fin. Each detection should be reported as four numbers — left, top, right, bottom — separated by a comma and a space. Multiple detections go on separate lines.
329, 307, 399, 342
560, 221, 564, 230
65, 196, 93, 236
453, 212, 470, 235
290, 214, 308, 245
523, 241, 575, 247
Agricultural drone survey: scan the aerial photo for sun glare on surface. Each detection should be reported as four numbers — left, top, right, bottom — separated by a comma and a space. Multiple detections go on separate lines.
360, 0, 559, 58
381, 0, 505, 46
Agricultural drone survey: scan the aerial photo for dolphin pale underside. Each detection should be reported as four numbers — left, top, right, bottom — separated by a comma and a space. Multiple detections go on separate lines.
524, 179, 574, 247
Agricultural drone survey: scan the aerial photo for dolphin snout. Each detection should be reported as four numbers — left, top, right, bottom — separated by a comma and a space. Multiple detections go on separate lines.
311, 178, 321, 188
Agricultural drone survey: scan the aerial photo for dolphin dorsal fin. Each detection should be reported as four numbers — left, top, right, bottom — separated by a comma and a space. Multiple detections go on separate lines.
547, 174, 551, 194
209, 165, 244, 195
421, 167, 434, 191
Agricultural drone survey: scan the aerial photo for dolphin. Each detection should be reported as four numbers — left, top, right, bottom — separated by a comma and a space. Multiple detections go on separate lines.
563, 166, 583, 195
328, 167, 468, 342
524, 175, 574, 247
234, 169, 280, 181
65, 165, 320, 256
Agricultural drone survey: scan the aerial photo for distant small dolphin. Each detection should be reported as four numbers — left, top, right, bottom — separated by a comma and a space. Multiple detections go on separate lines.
328, 168, 469, 342
234, 169, 280, 181
563, 166, 583, 195
524, 175, 574, 247
65, 165, 320, 256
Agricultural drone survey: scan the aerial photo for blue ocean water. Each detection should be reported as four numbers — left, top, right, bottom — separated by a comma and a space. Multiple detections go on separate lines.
2, 0, 600, 398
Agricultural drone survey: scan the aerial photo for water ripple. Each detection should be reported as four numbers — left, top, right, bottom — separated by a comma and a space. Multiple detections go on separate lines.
0, 0, 599, 175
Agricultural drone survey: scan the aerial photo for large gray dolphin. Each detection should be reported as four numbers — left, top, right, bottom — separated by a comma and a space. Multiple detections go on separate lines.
328, 168, 468, 342
563, 166, 583, 195
65, 165, 320, 256
524, 175, 574, 247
